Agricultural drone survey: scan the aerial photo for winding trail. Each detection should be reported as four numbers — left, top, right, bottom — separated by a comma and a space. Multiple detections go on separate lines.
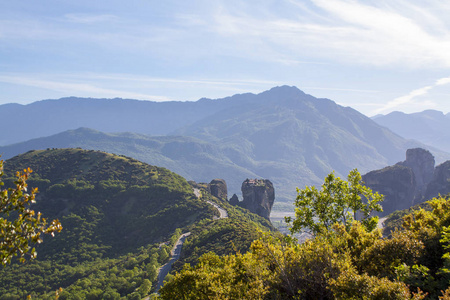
207, 200, 228, 219
151, 189, 229, 295
194, 187, 228, 219
154, 232, 191, 293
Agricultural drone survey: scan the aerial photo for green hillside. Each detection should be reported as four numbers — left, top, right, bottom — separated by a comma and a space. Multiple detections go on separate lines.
0, 148, 273, 299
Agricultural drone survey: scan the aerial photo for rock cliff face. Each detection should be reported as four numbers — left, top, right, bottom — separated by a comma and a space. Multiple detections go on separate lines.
362, 165, 416, 216
424, 161, 450, 200
240, 179, 275, 220
363, 148, 449, 217
397, 148, 435, 200
208, 179, 228, 201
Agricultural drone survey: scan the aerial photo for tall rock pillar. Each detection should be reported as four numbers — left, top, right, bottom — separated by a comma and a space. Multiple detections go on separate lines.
241, 179, 275, 220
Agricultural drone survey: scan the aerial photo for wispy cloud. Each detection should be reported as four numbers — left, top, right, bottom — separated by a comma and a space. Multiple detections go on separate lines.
3, 1, 450, 68
76, 73, 282, 87
0, 72, 285, 102
0, 75, 170, 101
207, 0, 450, 68
375, 76, 450, 114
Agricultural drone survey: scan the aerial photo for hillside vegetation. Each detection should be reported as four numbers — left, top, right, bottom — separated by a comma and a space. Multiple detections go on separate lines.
0, 148, 273, 298
161, 177, 450, 299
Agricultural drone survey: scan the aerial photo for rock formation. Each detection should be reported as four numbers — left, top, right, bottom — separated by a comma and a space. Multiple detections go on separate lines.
362, 165, 416, 216
208, 179, 228, 201
424, 161, 450, 200
229, 194, 239, 206
240, 179, 275, 220
397, 148, 435, 200
363, 148, 448, 217
188, 179, 228, 201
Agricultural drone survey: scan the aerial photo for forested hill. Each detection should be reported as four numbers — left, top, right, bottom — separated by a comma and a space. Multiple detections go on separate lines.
2, 148, 213, 256
0, 148, 274, 298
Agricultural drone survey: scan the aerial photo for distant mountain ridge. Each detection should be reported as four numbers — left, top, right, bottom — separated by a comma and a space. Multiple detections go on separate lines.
1, 86, 449, 206
372, 110, 450, 152
0, 128, 258, 199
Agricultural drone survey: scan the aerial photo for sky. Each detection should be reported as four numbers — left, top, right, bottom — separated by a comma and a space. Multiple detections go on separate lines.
1, 0, 450, 116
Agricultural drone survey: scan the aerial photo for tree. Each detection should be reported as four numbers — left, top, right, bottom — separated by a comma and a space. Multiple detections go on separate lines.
0, 159, 62, 265
286, 169, 383, 235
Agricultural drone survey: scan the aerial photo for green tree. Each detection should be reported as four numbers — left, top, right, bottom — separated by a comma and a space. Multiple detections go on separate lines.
160, 251, 269, 299
0, 159, 62, 265
286, 169, 383, 235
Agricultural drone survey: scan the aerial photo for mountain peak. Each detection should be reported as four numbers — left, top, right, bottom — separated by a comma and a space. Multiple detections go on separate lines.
415, 109, 445, 118
262, 85, 305, 97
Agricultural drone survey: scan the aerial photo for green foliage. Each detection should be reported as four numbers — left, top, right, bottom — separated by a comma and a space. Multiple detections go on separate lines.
383, 202, 432, 237
172, 191, 275, 270
0, 160, 62, 265
0, 149, 220, 297
397, 196, 450, 297
329, 269, 423, 300
160, 251, 269, 300
0, 148, 278, 298
286, 169, 383, 235
359, 229, 424, 278
0, 244, 162, 298
161, 174, 450, 299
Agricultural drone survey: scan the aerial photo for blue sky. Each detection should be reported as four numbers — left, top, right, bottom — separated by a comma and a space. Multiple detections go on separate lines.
1, 0, 450, 116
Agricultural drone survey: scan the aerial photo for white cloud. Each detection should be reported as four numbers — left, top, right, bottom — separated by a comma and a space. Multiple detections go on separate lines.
206, 0, 450, 68
3, 1, 450, 68
375, 75, 450, 114
0, 75, 169, 101
436, 77, 450, 86
0, 72, 285, 103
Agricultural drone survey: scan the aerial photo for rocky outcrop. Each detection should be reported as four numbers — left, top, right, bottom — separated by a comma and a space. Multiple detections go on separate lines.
188, 179, 228, 201
208, 179, 228, 201
397, 148, 435, 200
424, 161, 450, 200
362, 165, 416, 216
229, 194, 239, 206
240, 179, 275, 220
363, 148, 448, 217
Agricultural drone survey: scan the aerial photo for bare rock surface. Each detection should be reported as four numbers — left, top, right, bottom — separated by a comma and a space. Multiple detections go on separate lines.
241, 179, 275, 220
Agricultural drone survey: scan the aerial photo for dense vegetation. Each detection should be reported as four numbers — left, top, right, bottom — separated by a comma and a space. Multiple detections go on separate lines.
383, 201, 433, 237
0, 159, 62, 265
0, 148, 275, 298
161, 171, 450, 299
173, 191, 275, 271
0, 149, 215, 298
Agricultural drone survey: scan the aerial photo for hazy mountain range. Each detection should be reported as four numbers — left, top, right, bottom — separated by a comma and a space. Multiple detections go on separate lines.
1, 86, 449, 206
373, 110, 450, 153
